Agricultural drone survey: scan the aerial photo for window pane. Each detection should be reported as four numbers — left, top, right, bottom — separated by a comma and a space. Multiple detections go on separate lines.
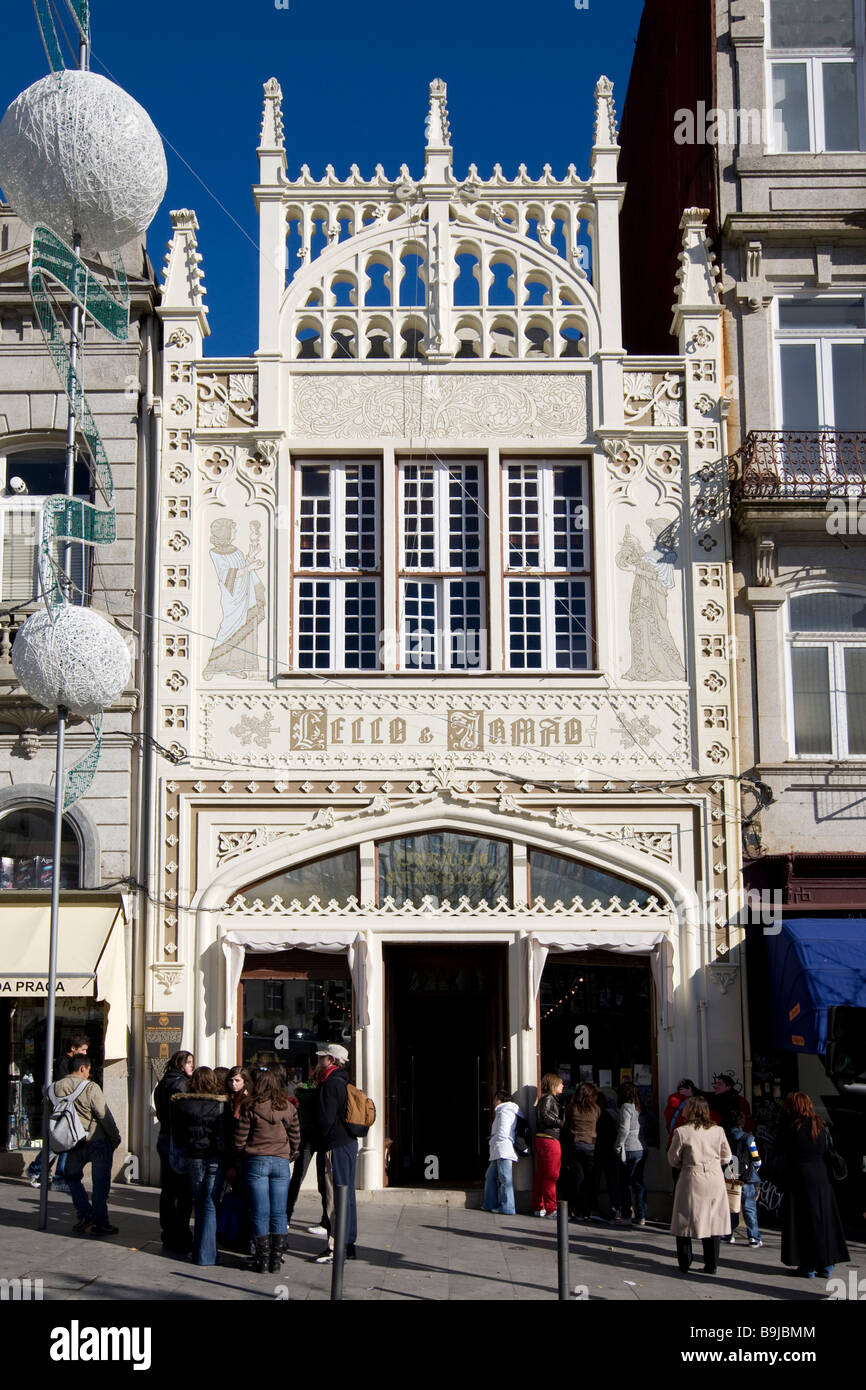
773, 64, 811, 151
507, 579, 543, 669
343, 464, 377, 569
823, 62, 861, 149
378, 833, 511, 906
831, 343, 866, 428
844, 649, 866, 754
790, 592, 866, 631
506, 465, 540, 567
530, 850, 651, 909
780, 343, 821, 427
296, 580, 332, 668
778, 297, 865, 329
792, 647, 833, 753
448, 579, 483, 669
2, 510, 39, 602
770, 0, 855, 48
239, 849, 358, 905
551, 466, 586, 569
402, 465, 436, 568
553, 580, 590, 670
448, 464, 482, 569
0, 807, 79, 889
298, 466, 331, 568
344, 580, 379, 669
3, 449, 90, 498
402, 579, 438, 669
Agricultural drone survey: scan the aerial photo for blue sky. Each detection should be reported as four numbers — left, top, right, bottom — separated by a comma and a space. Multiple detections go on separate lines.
2, 0, 645, 356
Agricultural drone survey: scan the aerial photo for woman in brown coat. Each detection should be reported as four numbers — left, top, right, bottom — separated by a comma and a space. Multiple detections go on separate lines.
667, 1096, 732, 1274
233, 1067, 300, 1273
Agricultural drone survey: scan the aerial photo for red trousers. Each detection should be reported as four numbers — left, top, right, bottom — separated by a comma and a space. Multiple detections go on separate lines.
532, 1136, 562, 1213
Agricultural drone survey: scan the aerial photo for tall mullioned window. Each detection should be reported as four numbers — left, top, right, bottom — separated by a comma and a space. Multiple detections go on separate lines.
292, 459, 380, 669
789, 591, 866, 756
0, 448, 92, 605
768, 0, 864, 152
775, 296, 866, 431
399, 458, 486, 670
504, 459, 592, 670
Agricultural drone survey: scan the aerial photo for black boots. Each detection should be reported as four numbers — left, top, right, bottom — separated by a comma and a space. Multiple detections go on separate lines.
251, 1234, 270, 1273
269, 1233, 288, 1273
676, 1237, 693, 1272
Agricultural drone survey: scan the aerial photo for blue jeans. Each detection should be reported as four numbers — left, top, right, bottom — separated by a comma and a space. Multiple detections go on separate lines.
330, 1141, 358, 1246
739, 1182, 761, 1242
187, 1158, 224, 1265
64, 1138, 112, 1227
246, 1155, 292, 1237
621, 1150, 647, 1219
483, 1158, 515, 1215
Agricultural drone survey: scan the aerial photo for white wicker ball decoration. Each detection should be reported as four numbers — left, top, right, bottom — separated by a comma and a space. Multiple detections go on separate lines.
11, 606, 131, 718
0, 71, 167, 255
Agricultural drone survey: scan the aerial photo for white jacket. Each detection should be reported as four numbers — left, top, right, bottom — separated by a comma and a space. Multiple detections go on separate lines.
489, 1100, 521, 1161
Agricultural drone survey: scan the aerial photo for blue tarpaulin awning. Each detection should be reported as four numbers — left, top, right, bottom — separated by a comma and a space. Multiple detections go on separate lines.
767, 918, 866, 1054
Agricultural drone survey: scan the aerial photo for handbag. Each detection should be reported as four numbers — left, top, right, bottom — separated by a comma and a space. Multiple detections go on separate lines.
725, 1179, 742, 1213
825, 1128, 848, 1183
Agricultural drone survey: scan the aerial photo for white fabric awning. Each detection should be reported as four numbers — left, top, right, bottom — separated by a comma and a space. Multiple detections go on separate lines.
222, 928, 370, 1030
526, 930, 674, 1030
0, 900, 128, 1058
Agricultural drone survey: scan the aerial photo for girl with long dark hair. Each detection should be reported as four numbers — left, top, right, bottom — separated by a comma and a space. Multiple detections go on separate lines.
779, 1092, 849, 1278
233, 1066, 300, 1273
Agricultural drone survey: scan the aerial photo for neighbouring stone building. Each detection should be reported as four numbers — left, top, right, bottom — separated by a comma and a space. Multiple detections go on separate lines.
144, 73, 743, 1196
0, 203, 160, 1164
620, 0, 866, 1228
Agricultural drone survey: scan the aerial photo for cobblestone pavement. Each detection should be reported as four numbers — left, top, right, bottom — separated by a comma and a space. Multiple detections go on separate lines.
0, 1178, 862, 1301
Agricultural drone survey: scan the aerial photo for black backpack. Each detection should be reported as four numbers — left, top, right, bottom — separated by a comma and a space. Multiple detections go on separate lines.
514, 1114, 533, 1156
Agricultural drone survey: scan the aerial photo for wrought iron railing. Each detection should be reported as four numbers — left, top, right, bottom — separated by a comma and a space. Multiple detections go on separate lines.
730, 430, 866, 503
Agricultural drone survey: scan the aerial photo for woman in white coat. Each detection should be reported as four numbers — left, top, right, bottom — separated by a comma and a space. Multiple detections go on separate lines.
667, 1096, 731, 1274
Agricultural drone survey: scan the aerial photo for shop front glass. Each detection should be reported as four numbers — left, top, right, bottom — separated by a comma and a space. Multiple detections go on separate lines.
241, 955, 353, 1085
2, 998, 105, 1149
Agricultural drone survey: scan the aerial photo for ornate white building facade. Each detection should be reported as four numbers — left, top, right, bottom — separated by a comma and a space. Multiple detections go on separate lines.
142, 77, 744, 1191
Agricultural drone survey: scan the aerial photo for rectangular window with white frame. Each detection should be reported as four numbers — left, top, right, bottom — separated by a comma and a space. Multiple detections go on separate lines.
292, 459, 380, 670
503, 458, 592, 671
0, 447, 91, 606
773, 295, 866, 486
398, 458, 486, 671
788, 591, 866, 757
767, 0, 865, 152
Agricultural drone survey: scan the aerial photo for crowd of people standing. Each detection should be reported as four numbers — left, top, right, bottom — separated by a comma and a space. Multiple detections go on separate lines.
152, 1041, 359, 1272
485, 1070, 850, 1281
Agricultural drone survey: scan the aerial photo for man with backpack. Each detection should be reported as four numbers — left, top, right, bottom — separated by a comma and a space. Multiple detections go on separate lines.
312, 1043, 361, 1264
47, 1054, 121, 1236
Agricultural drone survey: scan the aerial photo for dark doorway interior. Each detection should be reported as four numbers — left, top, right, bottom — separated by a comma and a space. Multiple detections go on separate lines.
385, 944, 507, 1186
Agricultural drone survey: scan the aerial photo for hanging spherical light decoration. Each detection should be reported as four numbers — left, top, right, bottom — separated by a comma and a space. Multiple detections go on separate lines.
12, 606, 132, 718
0, 71, 167, 255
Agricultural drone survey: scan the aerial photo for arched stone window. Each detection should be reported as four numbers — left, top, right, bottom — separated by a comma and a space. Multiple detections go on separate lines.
0, 804, 81, 890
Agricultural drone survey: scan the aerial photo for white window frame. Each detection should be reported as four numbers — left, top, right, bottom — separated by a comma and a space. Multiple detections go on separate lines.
773, 293, 866, 429
0, 446, 91, 606
766, 0, 865, 153
786, 592, 866, 759
503, 458, 592, 672
291, 458, 381, 671
398, 458, 487, 672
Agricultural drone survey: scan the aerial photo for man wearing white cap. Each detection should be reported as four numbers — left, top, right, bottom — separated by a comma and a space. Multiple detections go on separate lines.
312, 1043, 358, 1263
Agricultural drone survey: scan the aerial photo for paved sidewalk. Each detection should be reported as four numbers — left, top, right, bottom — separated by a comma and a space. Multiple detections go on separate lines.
0, 1178, 862, 1301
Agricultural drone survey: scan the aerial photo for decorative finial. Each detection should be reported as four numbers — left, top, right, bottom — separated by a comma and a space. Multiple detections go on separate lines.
594, 75, 618, 147
426, 78, 451, 150
260, 77, 285, 149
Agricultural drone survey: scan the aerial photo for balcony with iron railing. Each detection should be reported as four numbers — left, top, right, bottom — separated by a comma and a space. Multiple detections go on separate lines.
730, 431, 866, 506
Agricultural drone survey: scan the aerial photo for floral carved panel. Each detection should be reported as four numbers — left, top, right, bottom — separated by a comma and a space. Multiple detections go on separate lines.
290, 372, 589, 439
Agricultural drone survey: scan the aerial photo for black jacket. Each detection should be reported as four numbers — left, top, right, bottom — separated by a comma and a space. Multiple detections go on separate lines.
316, 1066, 354, 1151
154, 1067, 188, 1139
170, 1091, 228, 1160
535, 1093, 563, 1139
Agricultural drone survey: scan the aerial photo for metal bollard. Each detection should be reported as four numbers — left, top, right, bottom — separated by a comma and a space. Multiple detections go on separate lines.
330, 1183, 348, 1301
557, 1199, 570, 1300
